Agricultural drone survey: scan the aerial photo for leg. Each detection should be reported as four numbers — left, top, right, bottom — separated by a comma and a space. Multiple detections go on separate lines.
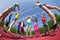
3, 25, 6, 32
47, 26, 50, 33
42, 5, 57, 31
46, 23, 49, 33
26, 26, 28, 36
18, 27, 20, 34
3, 25, 6, 30
8, 20, 15, 32
43, 27, 46, 35
42, 5, 56, 25
29, 27, 32, 37
45, 4, 60, 10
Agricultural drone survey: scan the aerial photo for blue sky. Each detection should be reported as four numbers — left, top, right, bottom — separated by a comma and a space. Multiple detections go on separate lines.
0, 0, 60, 31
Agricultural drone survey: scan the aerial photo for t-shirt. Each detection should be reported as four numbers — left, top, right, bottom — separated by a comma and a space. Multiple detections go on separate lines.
21, 22, 23, 27
18, 22, 21, 27
42, 15, 46, 24
15, 13, 19, 20
27, 19, 31, 23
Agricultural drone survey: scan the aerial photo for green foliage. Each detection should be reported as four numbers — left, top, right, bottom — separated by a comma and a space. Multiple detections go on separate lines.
47, 13, 60, 30
54, 13, 60, 23
1, 21, 5, 27
11, 27, 18, 34
39, 27, 44, 34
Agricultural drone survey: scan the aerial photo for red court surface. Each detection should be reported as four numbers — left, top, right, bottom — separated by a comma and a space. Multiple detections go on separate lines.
0, 28, 60, 40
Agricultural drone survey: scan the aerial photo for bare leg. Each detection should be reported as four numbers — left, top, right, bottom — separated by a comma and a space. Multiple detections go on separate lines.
8, 20, 15, 32
45, 4, 60, 10
3, 25, 6, 30
48, 26, 50, 33
30, 27, 32, 37
26, 26, 28, 36
42, 5, 56, 25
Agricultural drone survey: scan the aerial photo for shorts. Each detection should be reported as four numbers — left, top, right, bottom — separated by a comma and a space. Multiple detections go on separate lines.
39, 3, 46, 8
34, 24, 39, 31
43, 23, 48, 29
21, 27, 24, 33
26, 23, 31, 27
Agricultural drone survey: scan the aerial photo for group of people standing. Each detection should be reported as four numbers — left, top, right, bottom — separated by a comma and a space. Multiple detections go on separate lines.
2, 1, 60, 37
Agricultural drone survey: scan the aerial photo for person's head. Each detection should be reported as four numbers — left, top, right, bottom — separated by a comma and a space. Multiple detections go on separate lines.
36, 0, 40, 6
34, 17, 37, 22
15, 3, 20, 10
18, 21, 21, 26
26, 16, 30, 20
41, 14, 45, 17
15, 12, 20, 16
10, 14, 12, 16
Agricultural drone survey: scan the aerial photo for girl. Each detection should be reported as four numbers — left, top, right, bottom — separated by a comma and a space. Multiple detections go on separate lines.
41, 14, 49, 35
32, 17, 40, 37
26, 16, 32, 37
20, 20, 25, 38
33, 1, 60, 31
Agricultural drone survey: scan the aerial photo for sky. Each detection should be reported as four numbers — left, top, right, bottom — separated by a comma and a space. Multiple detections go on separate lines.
0, 0, 60, 31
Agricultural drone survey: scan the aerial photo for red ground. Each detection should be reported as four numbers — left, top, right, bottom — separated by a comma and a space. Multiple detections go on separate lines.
0, 28, 60, 40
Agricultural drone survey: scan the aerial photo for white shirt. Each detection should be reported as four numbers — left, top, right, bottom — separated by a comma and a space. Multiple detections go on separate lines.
27, 19, 31, 23
21, 22, 23, 27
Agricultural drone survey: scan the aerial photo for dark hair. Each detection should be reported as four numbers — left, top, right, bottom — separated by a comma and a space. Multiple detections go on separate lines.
27, 16, 30, 19
32, 17, 37, 22
37, 1, 40, 3
34, 17, 37, 22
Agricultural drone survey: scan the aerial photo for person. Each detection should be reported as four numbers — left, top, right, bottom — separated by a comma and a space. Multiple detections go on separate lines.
18, 22, 21, 34
32, 17, 40, 37
26, 16, 32, 37
8, 12, 20, 32
9, 14, 12, 22
33, 1, 60, 31
20, 20, 25, 38
3, 14, 12, 32
41, 14, 49, 35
